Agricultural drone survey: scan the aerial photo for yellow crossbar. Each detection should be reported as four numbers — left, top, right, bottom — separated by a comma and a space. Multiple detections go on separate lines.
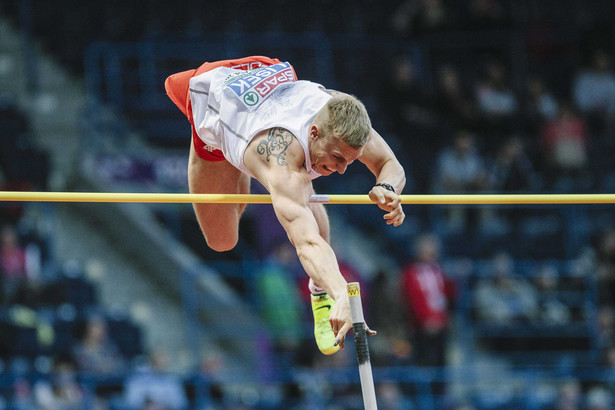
1, 191, 615, 204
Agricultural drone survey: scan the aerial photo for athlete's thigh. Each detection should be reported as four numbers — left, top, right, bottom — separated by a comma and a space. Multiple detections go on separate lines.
188, 140, 250, 248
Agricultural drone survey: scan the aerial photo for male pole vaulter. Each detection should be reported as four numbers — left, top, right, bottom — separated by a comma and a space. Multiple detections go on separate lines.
166, 56, 406, 354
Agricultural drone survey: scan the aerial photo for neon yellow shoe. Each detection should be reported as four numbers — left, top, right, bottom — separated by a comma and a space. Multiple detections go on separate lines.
311, 293, 340, 355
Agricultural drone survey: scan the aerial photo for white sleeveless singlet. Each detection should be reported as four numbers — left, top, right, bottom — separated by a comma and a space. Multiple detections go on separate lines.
188, 62, 331, 179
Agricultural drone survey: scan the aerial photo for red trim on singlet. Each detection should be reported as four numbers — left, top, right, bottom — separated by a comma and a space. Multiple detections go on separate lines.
164, 56, 284, 161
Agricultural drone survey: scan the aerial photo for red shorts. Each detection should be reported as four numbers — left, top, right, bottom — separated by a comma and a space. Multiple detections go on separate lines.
164, 56, 283, 161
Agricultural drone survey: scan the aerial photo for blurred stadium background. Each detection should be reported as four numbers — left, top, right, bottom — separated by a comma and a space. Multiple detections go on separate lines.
1, 0, 615, 408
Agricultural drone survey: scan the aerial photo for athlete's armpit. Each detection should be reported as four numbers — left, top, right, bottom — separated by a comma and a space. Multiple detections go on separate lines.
257, 127, 294, 166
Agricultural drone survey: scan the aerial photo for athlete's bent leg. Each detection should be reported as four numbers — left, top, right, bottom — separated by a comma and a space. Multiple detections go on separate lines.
188, 139, 250, 252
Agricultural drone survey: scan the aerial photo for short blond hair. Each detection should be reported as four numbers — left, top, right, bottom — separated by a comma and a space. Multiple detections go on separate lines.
318, 95, 372, 148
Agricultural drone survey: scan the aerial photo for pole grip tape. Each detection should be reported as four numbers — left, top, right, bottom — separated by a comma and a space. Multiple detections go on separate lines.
352, 322, 371, 366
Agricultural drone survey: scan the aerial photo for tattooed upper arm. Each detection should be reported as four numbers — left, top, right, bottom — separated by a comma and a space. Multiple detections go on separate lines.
256, 127, 295, 166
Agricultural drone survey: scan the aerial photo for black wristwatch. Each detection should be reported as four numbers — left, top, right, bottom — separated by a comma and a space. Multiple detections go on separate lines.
374, 183, 395, 194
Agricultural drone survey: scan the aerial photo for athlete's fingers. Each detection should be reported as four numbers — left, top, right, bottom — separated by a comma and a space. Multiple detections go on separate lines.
373, 191, 386, 205
330, 317, 344, 340
384, 207, 405, 226
369, 187, 389, 206
386, 195, 401, 209
334, 321, 353, 350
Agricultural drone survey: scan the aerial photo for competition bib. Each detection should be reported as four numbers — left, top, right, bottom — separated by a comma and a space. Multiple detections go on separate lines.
224, 62, 297, 109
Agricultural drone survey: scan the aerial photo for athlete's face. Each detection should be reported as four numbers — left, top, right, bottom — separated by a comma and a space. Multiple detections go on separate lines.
309, 125, 364, 176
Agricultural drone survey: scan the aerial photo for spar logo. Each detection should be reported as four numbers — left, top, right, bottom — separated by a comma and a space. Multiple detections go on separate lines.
243, 92, 259, 106
226, 62, 296, 107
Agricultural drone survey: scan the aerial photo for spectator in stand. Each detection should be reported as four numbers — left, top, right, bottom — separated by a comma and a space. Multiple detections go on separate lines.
603, 344, 615, 367
474, 251, 538, 324
71, 314, 127, 375
466, 0, 507, 29
540, 100, 588, 185
194, 350, 227, 405
525, 76, 559, 134
391, 0, 458, 35
381, 55, 437, 140
433, 131, 490, 231
1, 223, 45, 308
256, 241, 303, 355
572, 49, 615, 134
602, 344, 615, 394
533, 264, 571, 325
400, 233, 455, 367
434, 131, 488, 193
476, 60, 518, 116
124, 350, 188, 410
376, 382, 413, 410
368, 269, 411, 366
33, 356, 85, 409
0, 224, 28, 305
475, 60, 518, 136
596, 228, 615, 306
435, 64, 478, 132
489, 136, 539, 230
586, 386, 612, 410
556, 379, 582, 410
381, 55, 437, 192
597, 306, 615, 353
489, 136, 539, 193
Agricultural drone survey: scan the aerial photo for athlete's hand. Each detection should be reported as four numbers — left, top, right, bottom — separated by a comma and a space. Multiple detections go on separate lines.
329, 294, 351, 350
369, 186, 405, 227
330, 294, 377, 350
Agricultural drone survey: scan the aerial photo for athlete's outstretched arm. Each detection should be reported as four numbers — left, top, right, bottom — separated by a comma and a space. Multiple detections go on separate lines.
321, 87, 406, 226
244, 127, 353, 349
359, 130, 406, 227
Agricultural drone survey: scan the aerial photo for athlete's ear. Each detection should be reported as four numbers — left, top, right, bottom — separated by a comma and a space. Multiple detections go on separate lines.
309, 125, 321, 141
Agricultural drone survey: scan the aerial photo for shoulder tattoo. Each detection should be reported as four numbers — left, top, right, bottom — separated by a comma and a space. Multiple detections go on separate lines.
257, 127, 294, 166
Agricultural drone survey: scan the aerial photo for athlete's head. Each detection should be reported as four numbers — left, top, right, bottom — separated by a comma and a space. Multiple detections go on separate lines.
318, 94, 372, 148
309, 95, 371, 176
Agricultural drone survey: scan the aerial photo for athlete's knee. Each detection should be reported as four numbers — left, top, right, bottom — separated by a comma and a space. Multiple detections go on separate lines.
205, 234, 239, 252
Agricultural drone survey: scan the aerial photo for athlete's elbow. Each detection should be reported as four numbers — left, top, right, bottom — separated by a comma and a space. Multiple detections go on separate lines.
399, 174, 407, 191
